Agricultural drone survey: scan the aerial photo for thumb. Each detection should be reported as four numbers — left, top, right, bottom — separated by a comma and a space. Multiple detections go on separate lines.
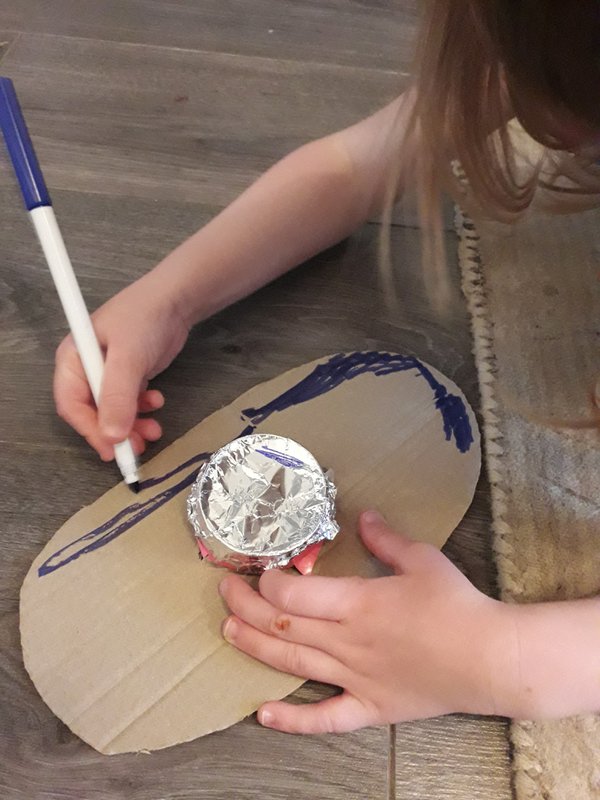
359, 510, 428, 574
258, 692, 376, 734
98, 350, 144, 441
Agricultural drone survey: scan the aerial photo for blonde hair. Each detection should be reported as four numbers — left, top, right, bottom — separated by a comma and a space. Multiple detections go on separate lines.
386, 1, 600, 423
389, 2, 600, 296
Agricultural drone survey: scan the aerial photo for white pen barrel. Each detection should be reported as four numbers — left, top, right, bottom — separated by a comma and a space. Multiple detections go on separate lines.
29, 205, 139, 485
0, 77, 138, 486
30, 206, 104, 403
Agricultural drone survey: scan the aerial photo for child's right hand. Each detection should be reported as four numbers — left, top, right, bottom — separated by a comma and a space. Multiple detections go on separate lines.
53, 279, 190, 461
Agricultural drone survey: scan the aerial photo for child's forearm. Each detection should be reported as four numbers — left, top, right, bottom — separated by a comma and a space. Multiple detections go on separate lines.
143, 96, 411, 327
149, 137, 379, 327
492, 597, 600, 719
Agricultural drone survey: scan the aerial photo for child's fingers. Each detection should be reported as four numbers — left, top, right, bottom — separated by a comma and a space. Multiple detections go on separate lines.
258, 570, 367, 621
55, 336, 164, 459
83, 428, 116, 462
127, 429, 149, 456
219, 575, 335, 651
105, 418, 161, 460
58, 395, 113, 461
137, 389, 164, 414
258, 692, 377, 735
359, 510, 436, 575
54, 350, 113, 460
55, 387, 95, 439
54, 343, 94, 425
97, 428, 152, 460
132, 417, 162, 442
76, 418, 159, 462
359, 510, 414, 570
222, 616, 344, 686
98, 350, 146, 442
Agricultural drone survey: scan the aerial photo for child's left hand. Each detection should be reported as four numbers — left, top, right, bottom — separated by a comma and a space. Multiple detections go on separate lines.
219, 510, 514, 734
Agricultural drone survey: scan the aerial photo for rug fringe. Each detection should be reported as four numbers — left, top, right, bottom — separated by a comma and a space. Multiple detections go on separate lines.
454, 208, 523, 599
454, 207, 541, 800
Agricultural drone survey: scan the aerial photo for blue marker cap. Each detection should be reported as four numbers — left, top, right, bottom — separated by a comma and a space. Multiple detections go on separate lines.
0, 77, 51, 210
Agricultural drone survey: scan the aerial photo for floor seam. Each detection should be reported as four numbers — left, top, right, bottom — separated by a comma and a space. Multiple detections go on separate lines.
388, 724, 397, 799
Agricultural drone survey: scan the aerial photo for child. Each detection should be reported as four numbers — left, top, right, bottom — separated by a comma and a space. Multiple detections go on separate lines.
53, 2, 600, 734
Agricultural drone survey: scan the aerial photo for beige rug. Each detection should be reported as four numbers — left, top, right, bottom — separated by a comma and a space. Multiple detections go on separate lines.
456, 203, 600, 800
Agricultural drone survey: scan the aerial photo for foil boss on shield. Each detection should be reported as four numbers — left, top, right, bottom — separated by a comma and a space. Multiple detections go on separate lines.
187, 434, 339, 574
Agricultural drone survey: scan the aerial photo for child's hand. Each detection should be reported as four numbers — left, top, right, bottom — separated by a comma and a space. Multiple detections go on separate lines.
53, 278, 190, 460
219, 510, 513, 734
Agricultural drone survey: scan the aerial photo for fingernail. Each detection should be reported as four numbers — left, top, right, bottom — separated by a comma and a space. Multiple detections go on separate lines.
222, 617, 237, 642
362, 509, 385, 525
259, 709, 274, 727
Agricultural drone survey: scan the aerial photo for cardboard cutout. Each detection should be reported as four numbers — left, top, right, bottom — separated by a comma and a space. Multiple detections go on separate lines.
21, 352, 480, 754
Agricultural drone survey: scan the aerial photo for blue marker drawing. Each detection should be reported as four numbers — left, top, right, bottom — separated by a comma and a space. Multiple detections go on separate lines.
241, 352, 473, 454
38, 351, 473, 577
255, 447, 305, 469
38, 452, 211, 577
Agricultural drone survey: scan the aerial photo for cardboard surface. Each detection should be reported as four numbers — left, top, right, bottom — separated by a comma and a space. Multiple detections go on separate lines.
20, 352, 480, 754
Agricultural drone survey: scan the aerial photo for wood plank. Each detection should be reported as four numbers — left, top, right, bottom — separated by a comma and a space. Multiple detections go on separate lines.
394, 715, 512, 799
0, 0, 419, 70
0, 31, 452, 230
0, 33, 403, 207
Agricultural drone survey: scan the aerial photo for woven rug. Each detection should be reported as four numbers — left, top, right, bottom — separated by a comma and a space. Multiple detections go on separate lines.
456, 201, 600, 800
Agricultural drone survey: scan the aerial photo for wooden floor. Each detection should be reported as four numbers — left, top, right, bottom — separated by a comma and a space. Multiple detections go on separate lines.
0, 3, 513, 798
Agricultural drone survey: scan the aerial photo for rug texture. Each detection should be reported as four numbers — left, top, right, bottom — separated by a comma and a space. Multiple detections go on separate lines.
456, 202, 600, 800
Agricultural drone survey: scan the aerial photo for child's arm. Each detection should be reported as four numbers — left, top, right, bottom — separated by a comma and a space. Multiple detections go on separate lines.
501, 597, 600, 719
151, 92, 414, 329
53, 92, 415, 457
219, 511, 600, 733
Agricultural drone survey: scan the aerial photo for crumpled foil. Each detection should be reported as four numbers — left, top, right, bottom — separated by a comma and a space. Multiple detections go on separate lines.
187, 434, 339, 572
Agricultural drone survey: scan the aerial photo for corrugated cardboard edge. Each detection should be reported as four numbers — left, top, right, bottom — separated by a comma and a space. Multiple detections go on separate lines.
455, 208, 547, 800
